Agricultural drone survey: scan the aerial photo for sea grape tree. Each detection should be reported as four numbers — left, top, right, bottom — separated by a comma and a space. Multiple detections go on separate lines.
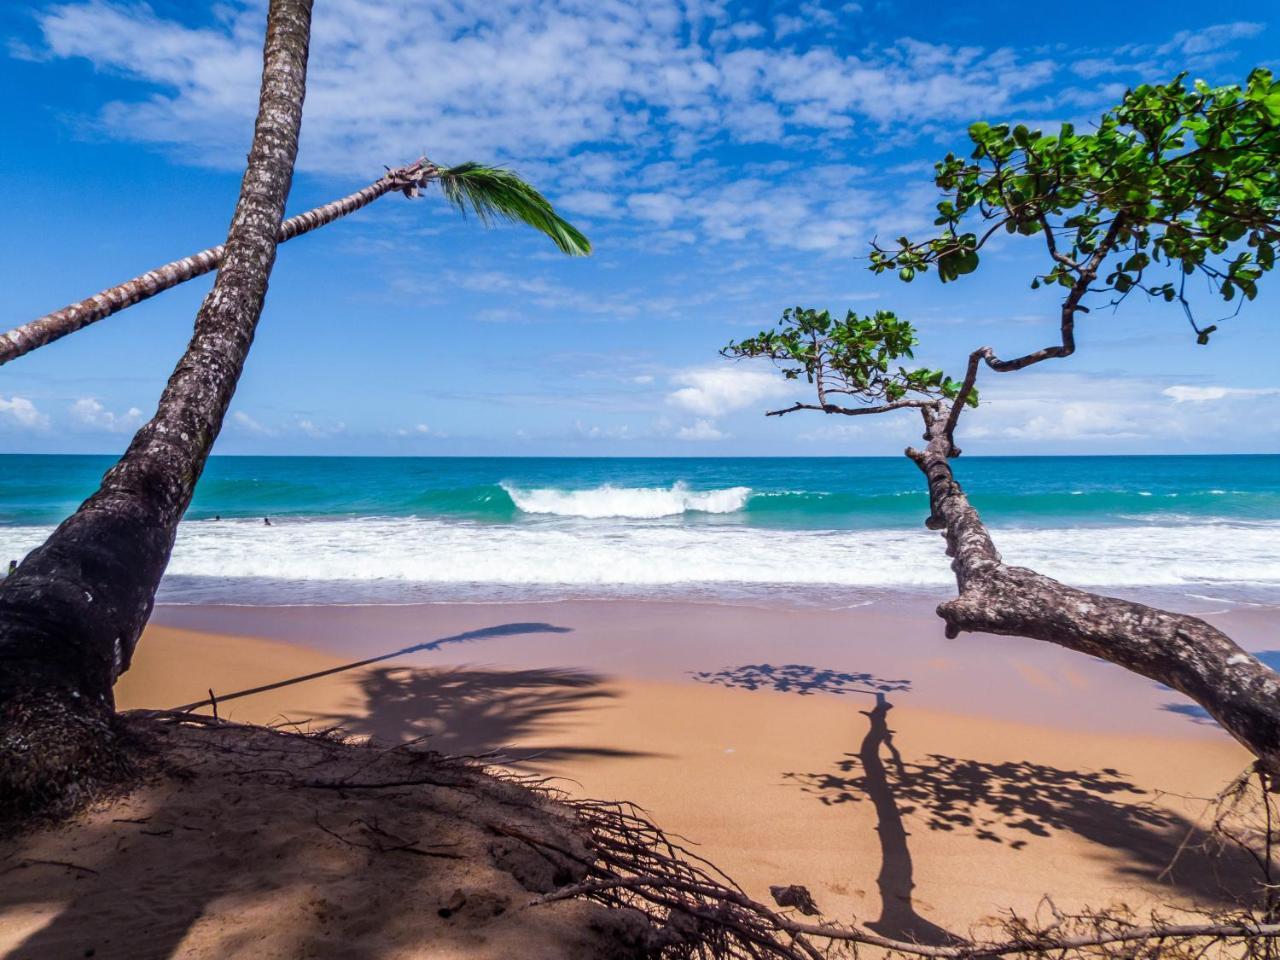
725, 69, 1280, 774
724, 307, 975, 418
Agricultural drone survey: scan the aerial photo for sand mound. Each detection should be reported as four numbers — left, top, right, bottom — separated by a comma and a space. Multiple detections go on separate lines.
0, 714, 658, 960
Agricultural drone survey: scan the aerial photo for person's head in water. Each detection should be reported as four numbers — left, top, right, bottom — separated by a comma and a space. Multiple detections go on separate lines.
263, 516, 272, 526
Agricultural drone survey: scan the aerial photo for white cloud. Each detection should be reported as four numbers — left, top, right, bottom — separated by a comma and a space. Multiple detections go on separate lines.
676, 419, 726, 440
31, 5, 1260, 257
557, 189, 620, 217
797, 421, 866, 441
70, 397, 143, 432
297, 418, 346, 438
395, 423, 442, 437
627, 192, 684, 227
1162, 385, 1280, 403
953, 372, 1280, 449
667, 365, 790, 417
1158, 21, 1264, 57
773, 1, 857, 40
0, 395, 49, 430
231, 410, 275, 435
1073, 21, 1263, 79
574, 420, 632, 440
31, 1, 1067, 183
999, 402, 1144, 441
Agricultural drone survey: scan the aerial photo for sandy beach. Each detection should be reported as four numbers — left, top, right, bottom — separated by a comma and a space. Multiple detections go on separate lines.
106, 598, 1261, 938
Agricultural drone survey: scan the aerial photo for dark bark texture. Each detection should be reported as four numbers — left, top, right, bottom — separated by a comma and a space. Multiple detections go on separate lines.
0, 0, 313, 819
907, 403, 1280, 774
0, 162, 432, 368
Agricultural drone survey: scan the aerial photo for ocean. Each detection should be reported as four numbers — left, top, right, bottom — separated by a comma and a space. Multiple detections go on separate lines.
0, 454, 1276, 608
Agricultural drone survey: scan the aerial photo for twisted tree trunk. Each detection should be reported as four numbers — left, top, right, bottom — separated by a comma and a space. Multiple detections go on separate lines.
907, 403, 1280, 773
0, 0, 313, 820
0, 161, 431, 367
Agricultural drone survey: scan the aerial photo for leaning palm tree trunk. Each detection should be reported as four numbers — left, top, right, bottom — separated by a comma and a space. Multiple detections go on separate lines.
0, 160, 589, 368
0, 0, 313, 818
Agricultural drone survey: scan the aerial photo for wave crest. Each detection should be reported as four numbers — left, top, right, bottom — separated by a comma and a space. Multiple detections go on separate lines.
501, 481, 751, 519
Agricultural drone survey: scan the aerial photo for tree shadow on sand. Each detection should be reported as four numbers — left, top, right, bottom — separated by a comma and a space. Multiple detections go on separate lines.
699, 662, 1260, 947
315, 665, 657, 767
787, 707, 1260, 915
692, 662, 911, 697
695, 663, 955, 945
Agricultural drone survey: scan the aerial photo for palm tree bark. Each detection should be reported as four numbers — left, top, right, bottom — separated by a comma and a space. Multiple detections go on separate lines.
0, 160, 432, 367
0, 0, 313, 819
906, 402, 1280, 774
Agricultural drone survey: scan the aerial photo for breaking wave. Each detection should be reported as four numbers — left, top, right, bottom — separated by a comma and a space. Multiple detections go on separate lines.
501, 482, 751, 519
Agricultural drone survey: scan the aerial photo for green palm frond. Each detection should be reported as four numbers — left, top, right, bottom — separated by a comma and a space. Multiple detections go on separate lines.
433, 161, 591, 256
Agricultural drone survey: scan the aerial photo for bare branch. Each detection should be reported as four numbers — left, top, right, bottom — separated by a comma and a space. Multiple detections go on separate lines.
766, 399, 932, 418
942, 215, 1127, 446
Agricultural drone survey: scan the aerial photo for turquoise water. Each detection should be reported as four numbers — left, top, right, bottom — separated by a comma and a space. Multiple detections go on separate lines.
0, 455, 1275, 605
0, 454, 1276, 527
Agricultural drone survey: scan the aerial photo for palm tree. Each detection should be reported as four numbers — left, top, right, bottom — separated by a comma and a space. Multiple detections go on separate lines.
0, 0, 315, 819
0, 161, 589, 366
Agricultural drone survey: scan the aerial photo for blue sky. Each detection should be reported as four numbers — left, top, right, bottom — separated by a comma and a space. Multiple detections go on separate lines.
1, 0, 1278, 456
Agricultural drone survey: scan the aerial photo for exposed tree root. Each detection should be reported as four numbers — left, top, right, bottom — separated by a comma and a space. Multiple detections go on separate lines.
6, 707, 1276, 959
527, 789, 1280, 959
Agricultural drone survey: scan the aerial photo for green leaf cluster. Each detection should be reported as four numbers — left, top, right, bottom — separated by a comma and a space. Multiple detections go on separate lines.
434, 161, 591, 256
722, 307, 974, 407
868, 68, 1280, 339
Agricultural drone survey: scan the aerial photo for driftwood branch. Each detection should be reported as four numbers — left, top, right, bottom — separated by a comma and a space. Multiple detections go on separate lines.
907, 402, 1280, 773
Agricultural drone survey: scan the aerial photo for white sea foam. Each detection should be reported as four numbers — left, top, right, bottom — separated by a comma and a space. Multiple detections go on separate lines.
0, 517, 1276, 601
501, 482, 751, 518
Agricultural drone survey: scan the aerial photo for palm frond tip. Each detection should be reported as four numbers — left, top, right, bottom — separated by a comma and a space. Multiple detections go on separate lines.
435, 162, 591, 256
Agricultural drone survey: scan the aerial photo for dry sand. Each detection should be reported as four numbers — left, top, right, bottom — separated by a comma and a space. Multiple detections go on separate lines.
3, 597, 1265, 956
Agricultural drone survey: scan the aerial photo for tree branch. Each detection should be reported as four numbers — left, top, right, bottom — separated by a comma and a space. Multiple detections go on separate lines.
766, 399, 932, 418
942, 215, 1127, 446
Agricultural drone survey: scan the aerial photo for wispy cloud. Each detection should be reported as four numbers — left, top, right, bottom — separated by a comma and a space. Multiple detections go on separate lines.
230, 410, 276, 436
1163, 385, 1280, 403
27, 1, 1159, 177
70, 397, 143, 432
28, 4, 1266, 259
667, 365, 790, 418
675, 419, 726, 440
0, 395, 49, 430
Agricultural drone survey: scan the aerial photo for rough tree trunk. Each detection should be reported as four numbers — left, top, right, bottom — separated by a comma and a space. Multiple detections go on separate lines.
0, 161, 431, 367
907, 403, 1280, 774
0, 0, 313, 820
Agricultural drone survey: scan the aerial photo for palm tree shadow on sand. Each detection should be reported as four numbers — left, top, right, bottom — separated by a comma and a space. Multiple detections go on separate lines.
1, 622, 652, 960
315, 664, 658, 766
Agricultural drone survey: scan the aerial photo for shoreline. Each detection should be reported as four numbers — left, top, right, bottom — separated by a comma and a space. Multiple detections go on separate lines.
147, 595, 1274, 739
